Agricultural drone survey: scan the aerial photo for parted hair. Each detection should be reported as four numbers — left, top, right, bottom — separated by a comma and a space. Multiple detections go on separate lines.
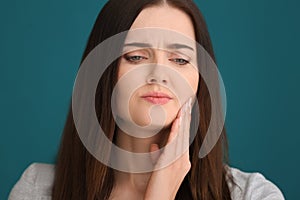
52, 0, 235, 199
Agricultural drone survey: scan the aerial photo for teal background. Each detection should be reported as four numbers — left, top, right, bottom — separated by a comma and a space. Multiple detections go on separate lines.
1, 0, 299, 199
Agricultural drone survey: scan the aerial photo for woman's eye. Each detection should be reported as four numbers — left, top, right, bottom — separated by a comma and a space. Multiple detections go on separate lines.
170, 58, 190, 65
124, 55, 147, 63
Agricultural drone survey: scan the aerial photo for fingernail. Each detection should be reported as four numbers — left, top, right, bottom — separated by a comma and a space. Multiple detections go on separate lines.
184, 100, 188, 113
178, 107, 182, 117
188, 97, 192, 114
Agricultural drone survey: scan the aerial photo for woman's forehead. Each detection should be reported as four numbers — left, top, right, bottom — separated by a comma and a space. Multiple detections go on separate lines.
123, 28, 196, 53
129, 5, 195, 40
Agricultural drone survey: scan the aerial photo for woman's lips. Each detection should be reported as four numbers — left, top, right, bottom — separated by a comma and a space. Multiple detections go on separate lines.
142, 96, 171, 105
141, 92, 172, 105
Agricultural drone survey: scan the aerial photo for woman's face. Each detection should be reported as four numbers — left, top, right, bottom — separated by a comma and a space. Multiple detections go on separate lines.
116, 5, 199, 128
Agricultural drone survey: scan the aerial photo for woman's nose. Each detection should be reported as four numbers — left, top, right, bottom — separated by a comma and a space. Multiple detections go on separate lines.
146, 73, 168, 84
146, 50, 169, 85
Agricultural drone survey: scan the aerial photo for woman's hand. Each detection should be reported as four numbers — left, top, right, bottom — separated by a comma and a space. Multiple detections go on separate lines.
144, 98, 192, 200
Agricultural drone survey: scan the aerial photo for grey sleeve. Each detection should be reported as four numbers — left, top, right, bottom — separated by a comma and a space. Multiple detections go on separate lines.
230, 167, 285, 200
8, 163, 54, 200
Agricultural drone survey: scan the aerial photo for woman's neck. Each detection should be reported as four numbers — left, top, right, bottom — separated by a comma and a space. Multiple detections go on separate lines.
112, 127, 169, 197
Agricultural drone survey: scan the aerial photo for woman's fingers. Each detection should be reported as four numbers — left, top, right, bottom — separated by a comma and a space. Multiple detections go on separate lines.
167, 118, 180, 143
175, 97, 192, 157
150, 97, 193, 170
154, 97, 192, 168
144, 98, 193, 200
167, 97, 191, 144
182, 97, 192, 151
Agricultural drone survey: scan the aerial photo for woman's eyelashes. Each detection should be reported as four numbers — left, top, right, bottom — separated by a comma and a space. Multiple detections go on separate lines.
169, 58, 190, 65
124, 55, 148, 63
123, 54, 190, 66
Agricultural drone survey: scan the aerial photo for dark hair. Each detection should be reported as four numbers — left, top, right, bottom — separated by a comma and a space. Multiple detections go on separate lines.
52, 0, 235, 199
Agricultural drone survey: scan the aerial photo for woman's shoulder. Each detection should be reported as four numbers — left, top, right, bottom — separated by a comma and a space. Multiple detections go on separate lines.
9, 163, 285, 200
226, 165, 285, 199
9, 162, 55, 200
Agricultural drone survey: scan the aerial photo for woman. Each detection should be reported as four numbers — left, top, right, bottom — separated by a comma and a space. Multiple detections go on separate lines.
9, 0, 284, 199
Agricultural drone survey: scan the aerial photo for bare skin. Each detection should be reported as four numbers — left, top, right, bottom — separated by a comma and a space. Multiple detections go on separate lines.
110, 4, 198, 200
111, 100, 192, 200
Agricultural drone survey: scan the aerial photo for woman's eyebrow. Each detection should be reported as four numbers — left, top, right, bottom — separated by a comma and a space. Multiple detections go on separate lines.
123, 42, 194, 51
123, 42, 152, 48
167, 43, 194, 52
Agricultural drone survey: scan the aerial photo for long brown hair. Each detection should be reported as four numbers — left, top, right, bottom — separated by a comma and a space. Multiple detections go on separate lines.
52, 0, 235, 199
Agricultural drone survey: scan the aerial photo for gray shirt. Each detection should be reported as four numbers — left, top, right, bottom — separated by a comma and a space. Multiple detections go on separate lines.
8, 163, 285, 200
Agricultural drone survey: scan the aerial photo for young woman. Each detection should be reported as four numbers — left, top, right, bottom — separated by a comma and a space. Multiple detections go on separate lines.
9, 0, 284, 199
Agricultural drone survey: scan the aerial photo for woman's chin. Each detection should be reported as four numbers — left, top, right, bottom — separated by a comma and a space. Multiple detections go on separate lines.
132, 117, 174, 129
